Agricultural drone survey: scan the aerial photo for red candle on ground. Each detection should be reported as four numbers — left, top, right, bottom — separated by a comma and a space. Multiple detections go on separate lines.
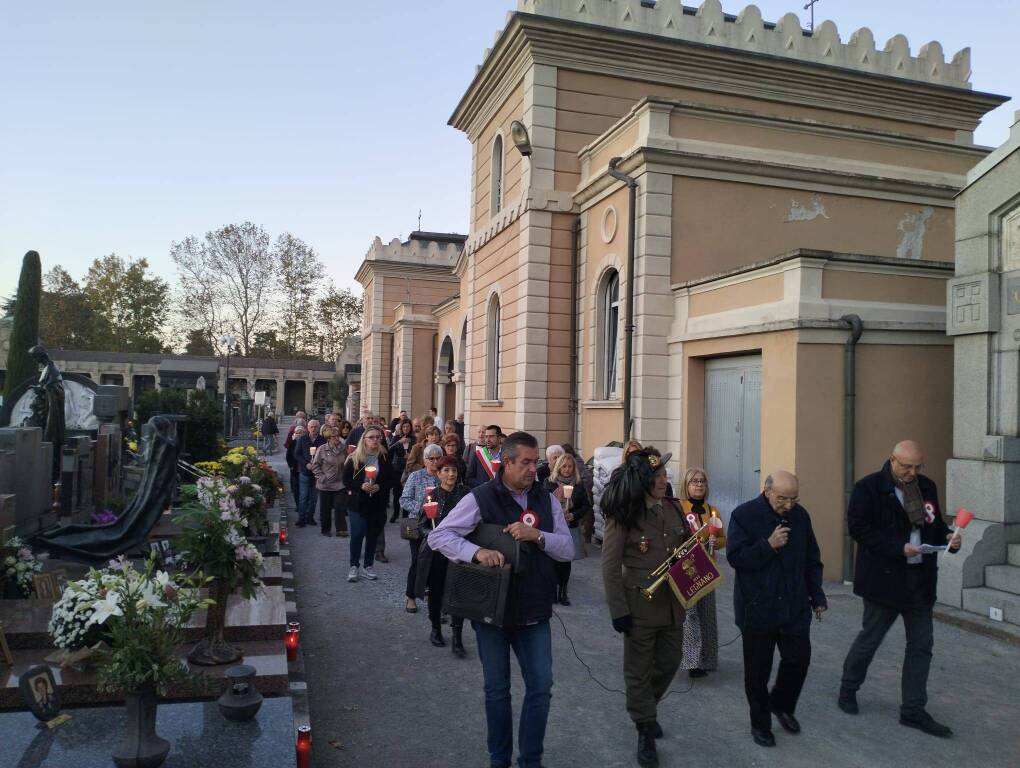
279, 526, 288, 545
286, 629, 299, 661
296, 725, 311, 768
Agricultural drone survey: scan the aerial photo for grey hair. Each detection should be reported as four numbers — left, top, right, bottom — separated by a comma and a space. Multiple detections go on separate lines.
423, 443, 444, 458
294, 418, 307, 428
307, 419, 321, 428
763, 475, 774, 491
546, 444, 564, 461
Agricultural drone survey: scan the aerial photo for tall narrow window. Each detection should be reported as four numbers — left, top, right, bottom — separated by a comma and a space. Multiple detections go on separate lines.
490, 135, 504, 217
486, 295, 501, 400
600, 270, 620, 400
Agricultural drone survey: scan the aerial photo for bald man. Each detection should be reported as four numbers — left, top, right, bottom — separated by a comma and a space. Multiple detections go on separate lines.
838, 441, 961, 738
727, 471, 827, 748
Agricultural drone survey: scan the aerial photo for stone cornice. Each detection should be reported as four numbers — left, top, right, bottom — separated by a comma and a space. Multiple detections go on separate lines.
464, 187, 576, 256
355, 259, 460, 285
519, 1, 974, 89
515, 13, 1002, 132
432, 293, 461, 317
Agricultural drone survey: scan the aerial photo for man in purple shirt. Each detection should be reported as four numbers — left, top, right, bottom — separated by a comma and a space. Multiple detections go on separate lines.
430, 431, 573, 768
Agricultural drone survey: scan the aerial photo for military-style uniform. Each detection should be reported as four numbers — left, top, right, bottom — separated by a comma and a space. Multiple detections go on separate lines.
602, 497, 691, 725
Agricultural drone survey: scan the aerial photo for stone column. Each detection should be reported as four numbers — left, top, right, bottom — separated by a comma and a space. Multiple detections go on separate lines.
435, 372, 450, 423
304, 376, 314, 413
275, 377, 285, 412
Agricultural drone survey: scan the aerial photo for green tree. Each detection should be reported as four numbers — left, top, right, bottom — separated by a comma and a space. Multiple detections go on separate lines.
275, 233, 322, 358
183, 329, 215, 356
39, 267, 111, 350
4, 251, 42, 397
312, 283, 363, 362
83, 254, 169, 353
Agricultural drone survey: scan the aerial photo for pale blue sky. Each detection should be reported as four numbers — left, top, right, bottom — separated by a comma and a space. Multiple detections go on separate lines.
2, 1, 1016, 300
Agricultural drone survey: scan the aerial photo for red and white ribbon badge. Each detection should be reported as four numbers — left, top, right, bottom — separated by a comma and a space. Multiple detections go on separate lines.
923, 502, 936, 524
520, 510, 538, 528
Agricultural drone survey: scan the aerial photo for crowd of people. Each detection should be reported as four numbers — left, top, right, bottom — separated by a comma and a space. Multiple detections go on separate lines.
279, 413, 963, 768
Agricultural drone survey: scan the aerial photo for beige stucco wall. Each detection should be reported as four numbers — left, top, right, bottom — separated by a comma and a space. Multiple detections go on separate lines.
821, 270, 947, 305
411, 327, 437, 418
688, 273, 785, 316
472, 80, 527, 233
672, 177, 955, 283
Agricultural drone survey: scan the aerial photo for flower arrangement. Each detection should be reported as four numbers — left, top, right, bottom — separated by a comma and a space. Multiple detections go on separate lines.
199, 447, 283, 507
193, 461, 224, 475
3, 536, 44, 596
177, 479, 264, 599
49, 557, 210, 693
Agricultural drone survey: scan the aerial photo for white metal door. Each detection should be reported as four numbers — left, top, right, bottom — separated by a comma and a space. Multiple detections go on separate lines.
704, 355, 762, 525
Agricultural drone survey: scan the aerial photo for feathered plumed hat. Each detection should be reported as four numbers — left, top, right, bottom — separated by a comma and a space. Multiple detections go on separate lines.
600, 448, 671, 530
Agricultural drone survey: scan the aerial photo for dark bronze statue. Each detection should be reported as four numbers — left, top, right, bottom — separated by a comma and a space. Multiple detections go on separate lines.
37, 416, 179, 562
29, 345, 65, 484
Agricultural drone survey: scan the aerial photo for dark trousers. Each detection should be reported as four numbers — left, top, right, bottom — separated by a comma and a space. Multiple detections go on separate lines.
289, 468, 300, 508
425, 553, 463, 630
742, 628, 811, 731
318, 489, 347, 535
553, 560, 571, 589
392, 482, 404, 517
405, 538, 421, 599
623, 624, 683, 724
841, 584, 934, 716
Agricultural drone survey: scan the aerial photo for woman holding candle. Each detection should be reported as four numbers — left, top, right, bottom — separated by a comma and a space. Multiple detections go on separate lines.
388, 418, 415, 522
399, 443, 443, 612
543, 451, 592, 606
417, 454, 469, 655
678, 466, 725, 678
341, 426, 393, 583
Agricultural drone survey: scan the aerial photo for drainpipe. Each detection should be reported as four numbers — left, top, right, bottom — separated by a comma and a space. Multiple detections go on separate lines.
569, 217, 581, 446
840, 314, 863, 583
608, 157, 638, 441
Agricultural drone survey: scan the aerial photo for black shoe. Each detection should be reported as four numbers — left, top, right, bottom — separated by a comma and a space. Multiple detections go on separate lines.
689, 668, 708, 678
900, 711, 952, 738
389, 515, 398, 523
308, 519, 317, 525
558, 587, 571, 606
321, 531, 332, 537
430, 628, 445, 647
636, 724, 659, 768
376, 553, 389, 563
838, 688, 859, 715
451, 626, 466, 658
771, 709, 801, 734
751, 728, 776, 747
651, 721, 663, 739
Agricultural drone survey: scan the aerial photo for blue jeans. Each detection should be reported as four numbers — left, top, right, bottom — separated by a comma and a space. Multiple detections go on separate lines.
298, 474, 317, 524
472, 620, 553, 768
348, 511, 376, 568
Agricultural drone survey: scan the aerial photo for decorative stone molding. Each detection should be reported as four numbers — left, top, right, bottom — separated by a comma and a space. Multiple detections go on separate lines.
464, 187, 576, 256
947, 273, 999, 336
516, 0, 971, 88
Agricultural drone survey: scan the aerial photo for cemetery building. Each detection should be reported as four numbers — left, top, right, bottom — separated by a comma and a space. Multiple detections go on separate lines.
354, 0, 1010, 581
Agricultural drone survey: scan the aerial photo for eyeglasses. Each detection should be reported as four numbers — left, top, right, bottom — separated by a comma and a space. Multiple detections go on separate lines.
689, 479, 707, 485
365, 435, 380, 441
771, 494, 799, 505
425, 456, 441, 462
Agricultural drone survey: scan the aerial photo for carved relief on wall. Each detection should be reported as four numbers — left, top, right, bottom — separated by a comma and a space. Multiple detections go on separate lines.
1003, 206, 1020, 273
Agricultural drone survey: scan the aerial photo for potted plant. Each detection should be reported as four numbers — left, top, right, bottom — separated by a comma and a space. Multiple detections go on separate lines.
2, 536, 43, 598
49, 557, 209, 768
175, 477, 264, 666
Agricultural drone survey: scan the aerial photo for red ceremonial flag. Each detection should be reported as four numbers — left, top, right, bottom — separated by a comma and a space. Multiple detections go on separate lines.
955, 508, 975, 528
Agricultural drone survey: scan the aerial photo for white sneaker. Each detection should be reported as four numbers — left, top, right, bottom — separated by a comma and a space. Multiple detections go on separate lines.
347, 566, 359, 582
361, 566, 378, 580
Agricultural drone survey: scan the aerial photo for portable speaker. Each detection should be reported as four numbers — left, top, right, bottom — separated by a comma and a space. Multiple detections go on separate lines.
442, 562, 512, 627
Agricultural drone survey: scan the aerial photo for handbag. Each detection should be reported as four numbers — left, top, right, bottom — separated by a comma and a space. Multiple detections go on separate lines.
399, 518, 422, 541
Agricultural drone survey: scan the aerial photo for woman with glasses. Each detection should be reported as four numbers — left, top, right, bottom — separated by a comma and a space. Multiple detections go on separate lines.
310, 426, 349, 537
440, 433, 466, 478
414, 454, 469, 655
678, 467, 725, 678
341, 426, 393, 582
399, 443, 443, 613
389, 418, 415, 522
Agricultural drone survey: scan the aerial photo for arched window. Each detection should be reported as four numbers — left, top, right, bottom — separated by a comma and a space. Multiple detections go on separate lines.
486, 295, 501, 400
490, 134, 504, 217
598, 270, 620, 400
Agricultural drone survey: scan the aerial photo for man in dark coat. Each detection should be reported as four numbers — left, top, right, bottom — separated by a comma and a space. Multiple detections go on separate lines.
727, 471, 826, 748
838, 440, 961, 737
464, 424, 503, 488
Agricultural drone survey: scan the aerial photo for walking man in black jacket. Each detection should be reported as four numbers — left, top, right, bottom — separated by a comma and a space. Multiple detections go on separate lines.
838, 440, 962, 737
727, 471, 826, 748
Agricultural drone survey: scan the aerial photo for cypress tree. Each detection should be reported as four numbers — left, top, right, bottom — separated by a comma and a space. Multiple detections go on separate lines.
4, 250, 42, 397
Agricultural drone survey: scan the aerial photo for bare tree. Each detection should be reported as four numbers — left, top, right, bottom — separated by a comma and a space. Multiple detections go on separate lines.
312, 282, 364, 362
171, 222, 276, 356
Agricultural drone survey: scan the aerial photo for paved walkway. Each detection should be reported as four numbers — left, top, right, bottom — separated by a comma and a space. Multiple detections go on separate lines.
272, 460, 1019, 767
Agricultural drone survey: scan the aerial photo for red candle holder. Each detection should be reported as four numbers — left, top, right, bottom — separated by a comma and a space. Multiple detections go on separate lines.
296, 725, 311, 768
285, 628, 299, 661
279, 526, 288, 545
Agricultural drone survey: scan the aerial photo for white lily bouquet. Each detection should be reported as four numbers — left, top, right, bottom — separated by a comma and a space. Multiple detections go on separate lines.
48, 557, 212, 691
2, 536, 44, 596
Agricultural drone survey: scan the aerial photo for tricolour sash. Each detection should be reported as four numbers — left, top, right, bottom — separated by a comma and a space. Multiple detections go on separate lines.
476, 446, 499, 479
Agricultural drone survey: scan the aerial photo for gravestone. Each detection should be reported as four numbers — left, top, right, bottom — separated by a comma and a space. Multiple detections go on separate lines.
0, 428, 54, 536
942, 111, 1020, 624
93, 424, 123, 512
